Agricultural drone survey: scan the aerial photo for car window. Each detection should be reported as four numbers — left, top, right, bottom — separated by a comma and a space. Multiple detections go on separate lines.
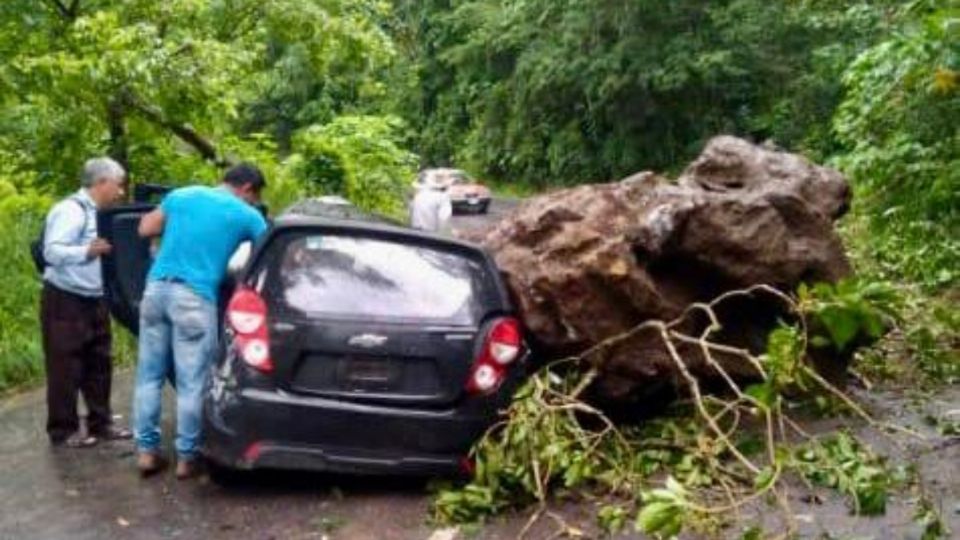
272, 234, 488, 324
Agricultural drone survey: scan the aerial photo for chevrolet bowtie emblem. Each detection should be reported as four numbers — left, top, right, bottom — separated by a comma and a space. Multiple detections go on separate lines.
347, 334, 388, 348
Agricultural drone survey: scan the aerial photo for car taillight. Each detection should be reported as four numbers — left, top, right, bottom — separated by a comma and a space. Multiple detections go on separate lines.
466, 317, 522, 395
226, 287, 273, 373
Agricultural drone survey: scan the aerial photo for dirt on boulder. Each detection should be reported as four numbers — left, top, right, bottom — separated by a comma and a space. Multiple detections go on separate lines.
474, 136, 853, 406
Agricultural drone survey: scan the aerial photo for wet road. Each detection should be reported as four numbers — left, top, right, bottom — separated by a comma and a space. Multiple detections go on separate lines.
449, 197, 520, 238
0, 375, 555, 540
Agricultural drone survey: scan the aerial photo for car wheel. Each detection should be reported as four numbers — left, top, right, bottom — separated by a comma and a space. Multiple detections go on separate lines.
478, 201, 490, 214
207, 460, 246, 486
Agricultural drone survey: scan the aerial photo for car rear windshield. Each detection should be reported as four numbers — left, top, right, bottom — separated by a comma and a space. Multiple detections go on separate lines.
268, 234, 491, 325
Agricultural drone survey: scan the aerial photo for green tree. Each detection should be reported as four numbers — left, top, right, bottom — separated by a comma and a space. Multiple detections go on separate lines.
834, 0, 959, 286
391, 0, 893, 186
0, 0, 402, 196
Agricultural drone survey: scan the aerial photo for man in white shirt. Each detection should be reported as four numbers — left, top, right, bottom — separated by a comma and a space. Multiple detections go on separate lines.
41, 157, 130, 448
410, 170, 453, 234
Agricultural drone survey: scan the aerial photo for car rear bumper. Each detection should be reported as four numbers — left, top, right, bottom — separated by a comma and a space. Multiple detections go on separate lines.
202, 384, 513, 476
450, 197, 490, 211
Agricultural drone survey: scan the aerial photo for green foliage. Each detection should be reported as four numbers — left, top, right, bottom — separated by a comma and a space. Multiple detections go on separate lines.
634, 477, 690, 539
0, 186, 50, 392
799, 279, 901, 352
288, 115, 417, 216
833, 0, 959, 287
0, 0, 414, 393
596, 504, 629, 535
791, 432, 897, 516
0, 0, 404, 190
915, 493, 951, 540
904, 300, 960, 384
392, 0, 892, 185
433, 371, 623, 522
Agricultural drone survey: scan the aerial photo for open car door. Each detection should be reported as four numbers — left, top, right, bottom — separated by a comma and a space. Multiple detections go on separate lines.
99, 184, 269, 335
98, 203, 155, 335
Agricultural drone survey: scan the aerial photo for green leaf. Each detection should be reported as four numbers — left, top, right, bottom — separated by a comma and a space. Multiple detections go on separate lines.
754, 466, 776, 490
818, 306, 860, 350
745, 383, 777, 409
636, 501, 682, 538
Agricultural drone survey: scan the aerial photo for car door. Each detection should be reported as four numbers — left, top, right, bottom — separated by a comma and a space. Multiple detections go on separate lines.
98, 203, 155, 334
99, 185, 268, 335
98, 184, 173, 334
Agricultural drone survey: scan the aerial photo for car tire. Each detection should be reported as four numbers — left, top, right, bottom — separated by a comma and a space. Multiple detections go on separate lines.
207, 461, 245, 487
478, 201, 490, 214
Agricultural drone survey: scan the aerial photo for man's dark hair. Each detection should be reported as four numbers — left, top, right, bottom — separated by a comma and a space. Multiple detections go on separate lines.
223, 162, 266, 193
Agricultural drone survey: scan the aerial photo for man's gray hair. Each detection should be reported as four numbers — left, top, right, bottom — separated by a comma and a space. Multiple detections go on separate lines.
81, 157, 126, 187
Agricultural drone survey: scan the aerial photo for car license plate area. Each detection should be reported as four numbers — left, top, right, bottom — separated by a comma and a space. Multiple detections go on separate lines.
338, 357, 399, 391
291, 354, 444, 399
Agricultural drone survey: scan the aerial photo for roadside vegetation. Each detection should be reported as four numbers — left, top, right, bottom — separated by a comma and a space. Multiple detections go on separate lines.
0, 0, 417, 393
0, 0, 956, 536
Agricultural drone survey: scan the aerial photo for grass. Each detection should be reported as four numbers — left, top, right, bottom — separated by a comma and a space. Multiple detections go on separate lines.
0, 206, 137, 395
0, 209, 46, 393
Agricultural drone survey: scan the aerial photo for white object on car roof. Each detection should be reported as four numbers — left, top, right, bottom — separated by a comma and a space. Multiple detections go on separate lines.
312, 195, 351, 205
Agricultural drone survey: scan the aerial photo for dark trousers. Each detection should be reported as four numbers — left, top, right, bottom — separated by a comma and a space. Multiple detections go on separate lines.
40, 283, 113, 442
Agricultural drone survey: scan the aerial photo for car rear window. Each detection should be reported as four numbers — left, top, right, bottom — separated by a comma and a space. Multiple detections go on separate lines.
269, 234, 490, 324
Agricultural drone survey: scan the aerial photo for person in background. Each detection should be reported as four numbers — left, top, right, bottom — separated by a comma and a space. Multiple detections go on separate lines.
410, 169, 453, 234
41, 157, 132, 448
133, 163, 268, 479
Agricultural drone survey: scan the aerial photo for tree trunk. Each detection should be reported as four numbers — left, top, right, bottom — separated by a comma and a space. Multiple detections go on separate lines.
106, 97, 129, 173
122, 92, 230, 168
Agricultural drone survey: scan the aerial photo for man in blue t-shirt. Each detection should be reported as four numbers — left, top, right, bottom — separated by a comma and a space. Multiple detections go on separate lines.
133, 163, 268, 479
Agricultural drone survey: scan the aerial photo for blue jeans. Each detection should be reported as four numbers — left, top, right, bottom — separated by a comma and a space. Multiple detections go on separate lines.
133, 281, 218, 460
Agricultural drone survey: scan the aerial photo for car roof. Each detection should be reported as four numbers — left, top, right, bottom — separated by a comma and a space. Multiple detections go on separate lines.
421, 167, 466, 175
274, 198, 486, 253
418, 168, 472, 183
280, 197, 398, 225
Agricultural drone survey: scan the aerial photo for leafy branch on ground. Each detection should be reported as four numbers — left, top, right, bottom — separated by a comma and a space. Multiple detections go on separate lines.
433, 280, 951, 539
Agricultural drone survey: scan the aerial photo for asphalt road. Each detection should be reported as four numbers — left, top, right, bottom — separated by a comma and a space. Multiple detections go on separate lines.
449, 197, 521, 238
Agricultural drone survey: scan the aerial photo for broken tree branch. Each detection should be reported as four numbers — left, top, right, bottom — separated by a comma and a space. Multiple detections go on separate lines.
122, 92, 230, 168
43, 0, 80, 21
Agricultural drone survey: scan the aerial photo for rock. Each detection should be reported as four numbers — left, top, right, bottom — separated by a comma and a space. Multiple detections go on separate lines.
678, 136, 850, 220
475, 136, 852, 406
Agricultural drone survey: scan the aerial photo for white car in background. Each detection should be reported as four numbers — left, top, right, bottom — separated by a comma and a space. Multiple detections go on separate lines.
417, 168, 492, 214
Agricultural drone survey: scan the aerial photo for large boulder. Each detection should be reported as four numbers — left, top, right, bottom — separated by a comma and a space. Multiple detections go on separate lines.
475, 136, 852, 405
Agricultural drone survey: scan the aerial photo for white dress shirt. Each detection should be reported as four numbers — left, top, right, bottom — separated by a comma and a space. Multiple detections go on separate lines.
410, 186, 452, 234
42, 189, 103, 298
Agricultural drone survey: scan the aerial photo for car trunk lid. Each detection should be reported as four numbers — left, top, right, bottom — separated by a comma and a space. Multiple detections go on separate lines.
244, 222, 509, 407
271, 319, 479, 405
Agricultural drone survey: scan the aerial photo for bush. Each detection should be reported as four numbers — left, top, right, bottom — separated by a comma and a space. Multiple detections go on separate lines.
288, 115, 418, 217
833, 1, 959, 288
0, 187, 52, 392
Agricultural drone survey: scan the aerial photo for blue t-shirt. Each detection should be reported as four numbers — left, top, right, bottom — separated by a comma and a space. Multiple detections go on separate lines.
148, 186, 268, 302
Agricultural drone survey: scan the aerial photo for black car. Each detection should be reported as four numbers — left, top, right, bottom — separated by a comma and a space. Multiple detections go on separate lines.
99, 195, 526, 478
